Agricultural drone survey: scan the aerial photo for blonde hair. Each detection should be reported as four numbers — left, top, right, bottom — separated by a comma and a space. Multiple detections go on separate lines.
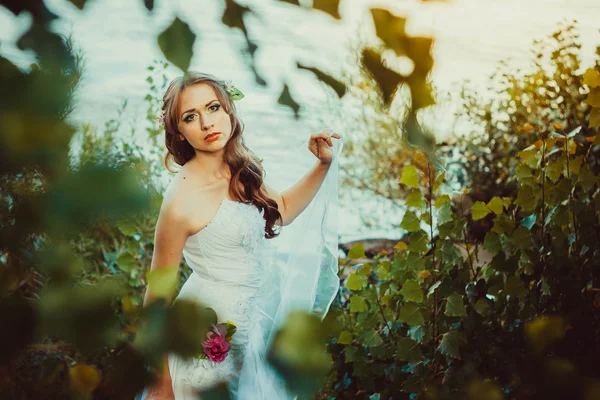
161, 72, 281, 238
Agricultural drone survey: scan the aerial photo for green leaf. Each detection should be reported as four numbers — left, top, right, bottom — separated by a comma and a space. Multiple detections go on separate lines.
504, 276, 526, 299
405, 189, 424, 208
546, 156, 564, 183
147, 266, 178, 298
398, 304, 424, 326
520, 213, 537, 230
344, 346, 358, 363
437, 203, 454, 225
515, 185, 537, 211
400, 165, 419, 188
427, 280, 442, 297
143, 0, 154, 11
438, 239, 462, 269
510, 225, 533, 250
474, 299, 490, 316
277, 84, 301, 119
516, 164, 536, 187
376, 262, 391, 281
525, 316, 568, 353
437, 331, 461, 359
590, 108, 600, 130
471, 201, 491, 221
116, 252, 136, 273
420, 211, 431, 225
400, 280, 423, 303
578, 166, 596, 192
483, 232, 501, 255
349, 296, 367, 313
407, 231, 429, 254
361, 48, 403, 106
345, 273, 363, 291
585, 88, 600, 107
445, 293, 466, 317
313, 0, 341, 19
548, 178, 571, 205
347, 244, 365, 260
297, 63, 346, 98
433, 172, 445, 192
337, 331, 353, 345
222, 0, 251, 33
157, 17, 196, 72
396, 337, 422, 362
584, 67, 600, 88
370, 8, 407, 57
116, 220, 137, 236
400, 210, 420, 232
491, 214, 515, 235
358, 329, 383, 347
517, 145, 538, 163
67, 0, 87, 10
434, 194, 451, 208
487, 196, 504, 215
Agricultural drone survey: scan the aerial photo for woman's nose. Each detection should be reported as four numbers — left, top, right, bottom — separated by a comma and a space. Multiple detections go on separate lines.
200, 115, 213, 131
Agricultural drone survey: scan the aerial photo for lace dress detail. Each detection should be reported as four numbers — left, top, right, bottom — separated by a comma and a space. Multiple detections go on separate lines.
167, 198, 269, 398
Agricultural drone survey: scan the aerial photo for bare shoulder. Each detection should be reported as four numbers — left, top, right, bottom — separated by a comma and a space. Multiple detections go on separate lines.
160, 169, 228, 235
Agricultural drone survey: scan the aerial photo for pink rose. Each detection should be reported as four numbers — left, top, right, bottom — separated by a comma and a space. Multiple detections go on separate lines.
202, 325, 231, 362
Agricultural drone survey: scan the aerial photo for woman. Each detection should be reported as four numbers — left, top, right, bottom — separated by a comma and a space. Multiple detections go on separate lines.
141, 72, 342, 399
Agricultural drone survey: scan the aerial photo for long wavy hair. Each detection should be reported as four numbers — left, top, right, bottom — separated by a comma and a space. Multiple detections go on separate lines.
161, 72, 281, 238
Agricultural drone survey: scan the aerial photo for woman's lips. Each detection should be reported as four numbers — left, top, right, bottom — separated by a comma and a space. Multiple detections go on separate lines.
205, 132, 221, 142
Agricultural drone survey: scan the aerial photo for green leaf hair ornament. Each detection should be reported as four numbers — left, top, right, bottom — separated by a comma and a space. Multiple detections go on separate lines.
221, 80, 245, 100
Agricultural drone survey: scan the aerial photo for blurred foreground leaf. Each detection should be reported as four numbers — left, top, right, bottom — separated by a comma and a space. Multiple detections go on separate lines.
267, 311, 332, 397
158, 17, 195, 73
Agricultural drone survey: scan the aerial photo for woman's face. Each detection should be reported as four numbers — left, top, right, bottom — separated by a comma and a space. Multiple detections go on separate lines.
176, 83, 233, 153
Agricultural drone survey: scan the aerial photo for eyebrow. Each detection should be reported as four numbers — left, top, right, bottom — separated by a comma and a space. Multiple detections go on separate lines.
180, 100, 219, 119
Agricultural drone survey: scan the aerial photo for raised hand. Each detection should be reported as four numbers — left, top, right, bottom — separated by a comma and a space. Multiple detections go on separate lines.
308, 128, 342, 164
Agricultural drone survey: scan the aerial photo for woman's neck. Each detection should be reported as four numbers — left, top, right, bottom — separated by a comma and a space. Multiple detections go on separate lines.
187, 149, 230, 182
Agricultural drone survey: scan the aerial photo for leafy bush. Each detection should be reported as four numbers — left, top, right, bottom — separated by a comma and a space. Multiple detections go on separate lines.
319, 45, 600, 400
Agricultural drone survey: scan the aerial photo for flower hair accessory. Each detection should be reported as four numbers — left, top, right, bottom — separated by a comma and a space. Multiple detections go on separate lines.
221, 80, 245, 101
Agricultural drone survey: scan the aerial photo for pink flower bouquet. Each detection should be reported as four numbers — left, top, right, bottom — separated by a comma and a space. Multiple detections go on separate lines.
195, 319, 237, 362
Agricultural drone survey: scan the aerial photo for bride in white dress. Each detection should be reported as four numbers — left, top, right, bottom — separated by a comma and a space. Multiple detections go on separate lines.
139, 72, 342, 399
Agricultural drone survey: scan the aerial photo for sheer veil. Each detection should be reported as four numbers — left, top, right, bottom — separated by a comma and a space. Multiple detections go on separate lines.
236, 130, 343, 399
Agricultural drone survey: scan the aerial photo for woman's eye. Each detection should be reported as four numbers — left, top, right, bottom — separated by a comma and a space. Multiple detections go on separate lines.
184, 114, 197, 123
209, 104, 220, 112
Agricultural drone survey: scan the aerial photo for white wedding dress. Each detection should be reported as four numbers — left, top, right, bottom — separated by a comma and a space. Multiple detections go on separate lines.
169, 197, 276, 398
138, 136, 342, 400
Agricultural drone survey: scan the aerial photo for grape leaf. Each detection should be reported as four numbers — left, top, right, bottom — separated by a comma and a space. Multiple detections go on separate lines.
337, 331, 353, 345
445, 293, 466, 317
400, 280, 423, 303
347, 244, 365, 260
398, 304, 424, 326
396, 337, 422, 362
400, 165, 419, 188
400, 210, 420, 232
405, 189, 424, 208
437, 330, 461, 359
487, 196, 504, 215
345, 273, 363, 291
471, 201, 491, 221
407, 231, 429, 254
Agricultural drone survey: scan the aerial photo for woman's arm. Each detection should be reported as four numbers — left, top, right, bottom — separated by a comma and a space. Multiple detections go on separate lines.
264, 130, 341, 226
143, 202, 188, 306
142, 202, 190, 400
